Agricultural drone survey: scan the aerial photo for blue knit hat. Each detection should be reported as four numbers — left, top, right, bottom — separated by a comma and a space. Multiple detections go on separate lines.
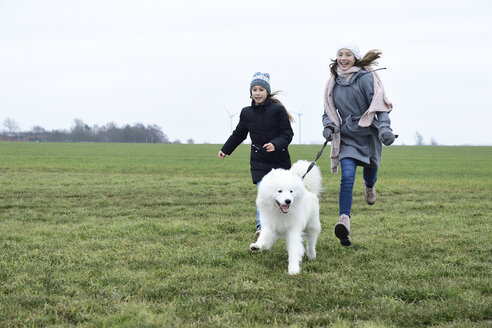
250, 72, 271, 94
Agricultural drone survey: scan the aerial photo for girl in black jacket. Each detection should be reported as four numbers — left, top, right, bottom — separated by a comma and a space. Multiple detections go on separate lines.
218, 72, 294, 235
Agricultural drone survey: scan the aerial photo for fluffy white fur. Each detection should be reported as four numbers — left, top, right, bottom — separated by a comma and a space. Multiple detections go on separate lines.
250, 160, 322, 275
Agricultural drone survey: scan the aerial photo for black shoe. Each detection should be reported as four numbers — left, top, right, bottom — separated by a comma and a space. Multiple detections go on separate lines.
335, 223, 351, 246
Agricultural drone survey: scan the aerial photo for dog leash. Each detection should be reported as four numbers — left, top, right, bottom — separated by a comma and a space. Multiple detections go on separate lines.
301, 139, 329, 180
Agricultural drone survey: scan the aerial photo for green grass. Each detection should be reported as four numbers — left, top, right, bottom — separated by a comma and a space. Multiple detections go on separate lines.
0, 142, 491, 327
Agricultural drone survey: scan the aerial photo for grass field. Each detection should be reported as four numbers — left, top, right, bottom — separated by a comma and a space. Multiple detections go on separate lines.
0, 142, 491, 327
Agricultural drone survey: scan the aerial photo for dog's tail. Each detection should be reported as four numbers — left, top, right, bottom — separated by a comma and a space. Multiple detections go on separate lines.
290, 160, 322, 196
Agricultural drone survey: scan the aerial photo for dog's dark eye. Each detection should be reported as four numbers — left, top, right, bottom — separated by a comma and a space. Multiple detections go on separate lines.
290, 190, 293, 193
278, 190, 282, 193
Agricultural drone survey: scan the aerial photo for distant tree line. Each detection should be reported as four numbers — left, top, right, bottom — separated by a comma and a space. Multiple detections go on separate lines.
414, 131, 438, 146
0, 118, 186, 143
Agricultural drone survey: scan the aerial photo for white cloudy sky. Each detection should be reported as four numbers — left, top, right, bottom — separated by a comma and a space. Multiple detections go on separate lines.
1, 0, 491, 145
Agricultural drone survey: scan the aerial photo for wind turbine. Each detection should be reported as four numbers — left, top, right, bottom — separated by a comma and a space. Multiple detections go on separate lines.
225, 107, 237, 134
292, 103, 306, 144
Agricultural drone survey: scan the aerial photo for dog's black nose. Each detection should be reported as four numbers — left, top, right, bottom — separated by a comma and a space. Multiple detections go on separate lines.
285, 199, 291, 205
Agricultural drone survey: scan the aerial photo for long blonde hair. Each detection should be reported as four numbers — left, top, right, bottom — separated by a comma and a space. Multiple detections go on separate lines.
329, 49, 382, 78
270, 91, 295, 122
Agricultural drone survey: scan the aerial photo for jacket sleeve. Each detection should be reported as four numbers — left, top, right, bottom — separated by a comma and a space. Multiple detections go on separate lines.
221, 110, 249, 155
376, 112, 391, 128
269, 106, 293, 149
322, 112, 337, 130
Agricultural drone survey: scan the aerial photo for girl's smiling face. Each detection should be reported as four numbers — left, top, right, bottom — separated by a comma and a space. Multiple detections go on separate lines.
251, 85, 268, 104
337, 49, 356, 71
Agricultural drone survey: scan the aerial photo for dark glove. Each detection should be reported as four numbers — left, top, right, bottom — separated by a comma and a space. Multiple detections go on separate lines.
379, 126, 395, 146
323, 126, 334, 141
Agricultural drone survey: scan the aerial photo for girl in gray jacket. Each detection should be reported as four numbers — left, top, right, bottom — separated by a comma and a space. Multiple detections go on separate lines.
322, 42, 396, 246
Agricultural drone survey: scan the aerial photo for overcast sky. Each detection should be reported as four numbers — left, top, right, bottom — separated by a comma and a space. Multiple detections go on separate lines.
1, 0, 491, 145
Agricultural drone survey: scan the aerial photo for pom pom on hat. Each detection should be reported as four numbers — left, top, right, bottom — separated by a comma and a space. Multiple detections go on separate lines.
336, 42, 361, 60
250, 72, 271, 94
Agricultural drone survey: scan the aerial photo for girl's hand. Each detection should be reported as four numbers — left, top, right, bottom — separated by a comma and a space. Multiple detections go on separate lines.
218, 150, 227, 159
263, 143, 275, 152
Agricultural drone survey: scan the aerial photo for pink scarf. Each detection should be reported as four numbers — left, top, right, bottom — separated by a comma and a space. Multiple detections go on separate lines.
324, 66, 393, 173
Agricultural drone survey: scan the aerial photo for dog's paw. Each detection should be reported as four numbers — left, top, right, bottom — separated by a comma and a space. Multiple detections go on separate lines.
307, 249, 316, 260
288, 267, 301, 275
249, 243, 261, 252
288, 264, 301, 275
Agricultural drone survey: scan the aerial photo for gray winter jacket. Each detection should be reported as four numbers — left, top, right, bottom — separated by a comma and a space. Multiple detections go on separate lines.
322, 69, 391, 168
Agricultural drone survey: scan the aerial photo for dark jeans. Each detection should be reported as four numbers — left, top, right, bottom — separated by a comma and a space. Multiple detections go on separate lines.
339, 158, 378, 216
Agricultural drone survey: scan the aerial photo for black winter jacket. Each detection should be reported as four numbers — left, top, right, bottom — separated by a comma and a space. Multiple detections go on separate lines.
221, 97, 294, 184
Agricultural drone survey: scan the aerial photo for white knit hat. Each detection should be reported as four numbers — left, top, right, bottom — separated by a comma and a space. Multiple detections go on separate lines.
336, 42, 361, 60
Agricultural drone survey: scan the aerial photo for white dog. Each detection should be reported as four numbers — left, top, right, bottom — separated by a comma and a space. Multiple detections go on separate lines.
250, 160, 322, 275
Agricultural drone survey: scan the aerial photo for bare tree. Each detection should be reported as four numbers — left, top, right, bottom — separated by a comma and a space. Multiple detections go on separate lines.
30, 125, 47, 141
2, 118, 20, 141
103, 122, 119, 142
147, 124, 168, 143
31, 125, 46, 135
71, 118, 87, 142
415, 131, 425, 145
